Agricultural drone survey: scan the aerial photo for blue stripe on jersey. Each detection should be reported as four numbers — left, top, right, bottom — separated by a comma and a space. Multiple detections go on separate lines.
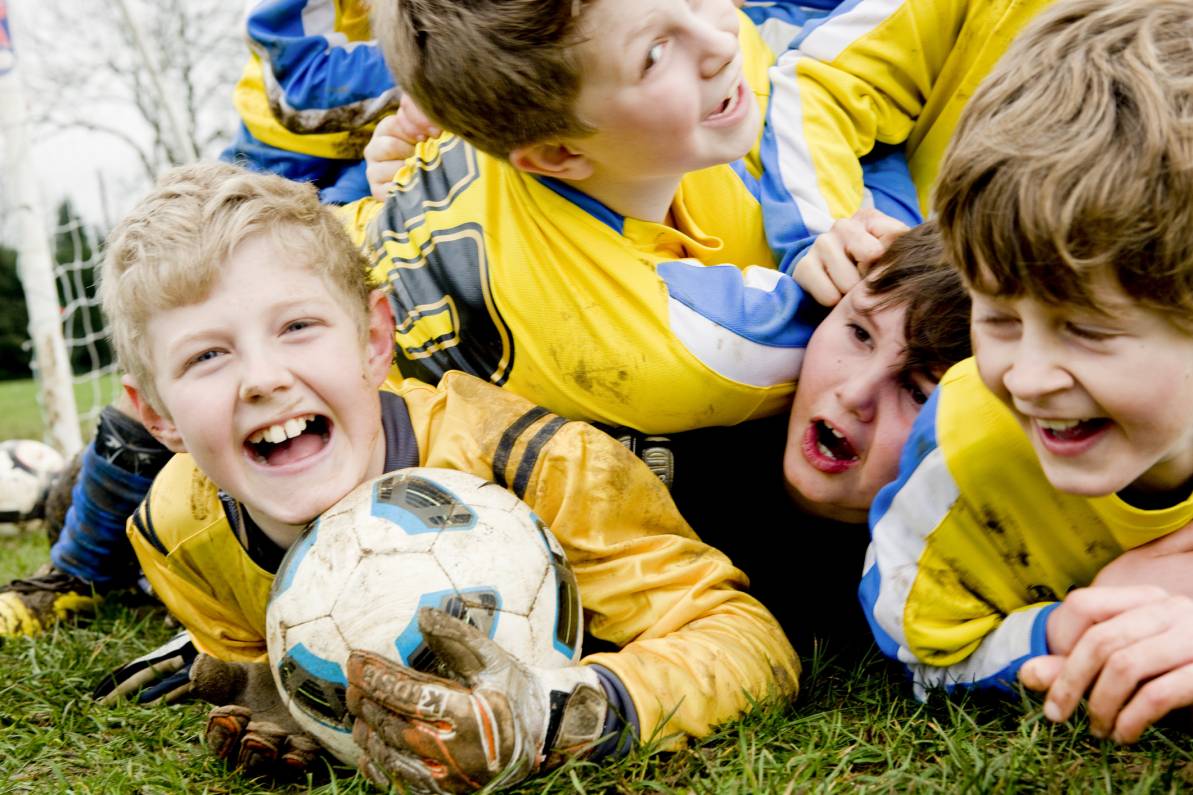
758, 109, 814, 274
790, 0, 869, 47
247, 1, 395, 111
860, 386, 942, 660
657, 260, 815, 348
741, 2, 840, 53
535, 177, 625, 234
869, 385, 942, 535
729, 159, 762, 202
972, 603, 1060, 695
860, 145, 922, 227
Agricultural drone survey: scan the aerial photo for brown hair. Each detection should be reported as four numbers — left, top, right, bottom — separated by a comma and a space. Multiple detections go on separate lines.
99, 162, 373, 414
862, 221, 972, 382
374, 0, 594, 158
934, 0, 1193, 328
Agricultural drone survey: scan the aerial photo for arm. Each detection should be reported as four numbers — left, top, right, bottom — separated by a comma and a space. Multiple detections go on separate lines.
528, 419, 800, 742
124, 457, 269, 663
861, 389, 1057, 697
758, 0, 962, 271
241, 0, 399, 136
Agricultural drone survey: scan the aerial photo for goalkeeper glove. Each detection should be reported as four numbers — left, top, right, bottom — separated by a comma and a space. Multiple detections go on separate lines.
346, 607, 609, 793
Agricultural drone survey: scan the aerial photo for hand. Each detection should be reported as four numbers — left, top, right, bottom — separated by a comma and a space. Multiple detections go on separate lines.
189, 653, 321, 777
346, 607, 608, 794
1092, 520, 1193, 595
364, 98, 442, 201
793, 209, 910, 306
1019, 586, 1193, 743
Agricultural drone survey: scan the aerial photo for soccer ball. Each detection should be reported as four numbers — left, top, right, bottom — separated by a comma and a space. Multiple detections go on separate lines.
266, 467, 584, 766
0, 439, 65, 535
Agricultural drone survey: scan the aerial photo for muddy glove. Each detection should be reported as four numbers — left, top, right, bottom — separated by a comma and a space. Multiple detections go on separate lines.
346, 607, 608, 793
189, 653, 322, 777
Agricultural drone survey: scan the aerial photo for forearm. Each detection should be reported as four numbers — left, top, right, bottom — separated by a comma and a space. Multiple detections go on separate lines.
585, 592, 799, 744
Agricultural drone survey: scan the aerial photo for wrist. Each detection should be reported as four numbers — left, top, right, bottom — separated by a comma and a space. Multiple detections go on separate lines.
537, 664, 608, 770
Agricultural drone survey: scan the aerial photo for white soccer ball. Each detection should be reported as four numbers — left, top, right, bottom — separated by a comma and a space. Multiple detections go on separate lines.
266, 467, 584, 766
0, 439, 65, 535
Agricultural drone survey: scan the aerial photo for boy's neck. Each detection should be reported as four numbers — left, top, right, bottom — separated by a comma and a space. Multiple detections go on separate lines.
562, 172, 683, 226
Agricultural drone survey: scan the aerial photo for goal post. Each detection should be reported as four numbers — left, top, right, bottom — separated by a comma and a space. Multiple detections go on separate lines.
0, 0, 83, 456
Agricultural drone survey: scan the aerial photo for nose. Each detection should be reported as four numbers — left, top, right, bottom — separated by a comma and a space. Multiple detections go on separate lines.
1001, 337, 1074, 403
238, 347, 294, 403
836, 363, 885, 424
692, 11, 738, 79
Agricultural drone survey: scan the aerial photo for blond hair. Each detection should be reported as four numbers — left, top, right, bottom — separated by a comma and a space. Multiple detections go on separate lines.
373, 0, 594, 157
934, 0, 1193, 327
99, 162, 373, 414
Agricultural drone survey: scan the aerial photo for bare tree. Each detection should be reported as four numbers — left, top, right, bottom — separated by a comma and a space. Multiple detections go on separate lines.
19, 0, 242, 182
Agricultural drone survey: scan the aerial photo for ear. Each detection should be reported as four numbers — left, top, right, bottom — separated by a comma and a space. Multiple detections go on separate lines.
122, 377, 187, 453
509, 141, 593, 181
365, 289, 396, 388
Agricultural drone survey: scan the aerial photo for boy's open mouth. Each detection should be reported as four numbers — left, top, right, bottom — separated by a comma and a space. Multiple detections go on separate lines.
245, 414, 331, 466
802, 420, 859, 473
1036, 417, 1110, 443
704, 78, 744, 123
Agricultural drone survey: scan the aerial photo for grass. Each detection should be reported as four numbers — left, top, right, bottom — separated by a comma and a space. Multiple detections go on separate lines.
0, 374, 122, 442
2, 533, 1193, 793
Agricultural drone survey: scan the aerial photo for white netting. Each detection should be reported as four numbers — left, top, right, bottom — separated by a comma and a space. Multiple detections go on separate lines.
47, 212, 117, 435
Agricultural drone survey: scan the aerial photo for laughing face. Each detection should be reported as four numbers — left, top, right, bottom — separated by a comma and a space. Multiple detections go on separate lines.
568, 0, 760, 184
129, 232, 395, 545
971, 282, 1193, 499
783, 286, 937, 524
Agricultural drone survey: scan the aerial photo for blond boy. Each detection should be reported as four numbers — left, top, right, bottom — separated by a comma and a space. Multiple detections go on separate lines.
101, 162, 797, 785
863, 0, 1193, 744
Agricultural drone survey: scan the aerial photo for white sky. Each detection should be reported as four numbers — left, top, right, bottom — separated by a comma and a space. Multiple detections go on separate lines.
2, 0, 242, 239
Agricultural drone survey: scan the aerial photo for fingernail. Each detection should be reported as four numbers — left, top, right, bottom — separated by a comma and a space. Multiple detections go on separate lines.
1043, 701, 1063, 722
1090, 725, 1106, 739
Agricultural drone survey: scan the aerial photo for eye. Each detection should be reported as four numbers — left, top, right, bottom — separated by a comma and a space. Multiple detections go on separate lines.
643, 42, 665, 73
847, 322, 872, 345
1066, 322, 1116, 342
284, 319, 316, 334
899, 373, 934, 406
183, 349, 223, 372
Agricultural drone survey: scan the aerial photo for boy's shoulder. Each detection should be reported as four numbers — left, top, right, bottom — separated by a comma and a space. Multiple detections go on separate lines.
925, 358, 1047, 496
129, 453, 227, 557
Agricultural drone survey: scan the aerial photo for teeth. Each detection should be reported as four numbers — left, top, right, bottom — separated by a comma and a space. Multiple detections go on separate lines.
817, 441, 838, 461
248, 414, 315, 445
1038, 418, 1082, 432
829, 426, 845, 440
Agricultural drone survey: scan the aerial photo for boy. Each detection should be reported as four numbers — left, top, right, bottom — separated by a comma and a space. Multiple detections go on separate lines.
343, 0, 917, 435
862, 0, 1193, 744
102, 162, 799, 786
676, 222, 972, 652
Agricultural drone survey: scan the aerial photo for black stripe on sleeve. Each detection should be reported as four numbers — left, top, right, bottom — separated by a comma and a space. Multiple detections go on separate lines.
492, 406, 549, 489
512, 416, 568, 499
131, 485, 168, 557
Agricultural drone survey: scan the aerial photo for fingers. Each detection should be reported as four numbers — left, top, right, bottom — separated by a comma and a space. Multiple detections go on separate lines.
418, 607, 506, 681
395, 96, 440, 141
1112, 665, 1193, 744
281, 733, 322, 772
205, 704, 253, 761
354, 709, 480, 794
794, 213, 902, 307
1046, 585, 1169, 655
346, 649, 470, 726
236, 720, 291, 777
1018, 654, 1065, 692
